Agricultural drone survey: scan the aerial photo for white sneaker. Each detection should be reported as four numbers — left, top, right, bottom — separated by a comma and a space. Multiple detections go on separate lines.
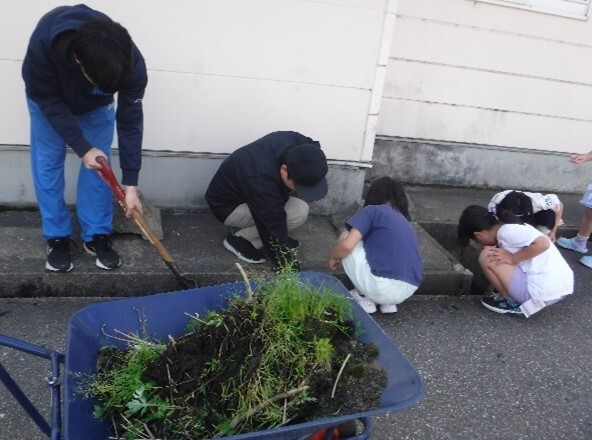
349, 289, 377, 314
379, 304, 398, 313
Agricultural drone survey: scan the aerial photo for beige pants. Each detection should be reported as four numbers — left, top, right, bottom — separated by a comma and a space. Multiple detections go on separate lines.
223, 196, 309, 249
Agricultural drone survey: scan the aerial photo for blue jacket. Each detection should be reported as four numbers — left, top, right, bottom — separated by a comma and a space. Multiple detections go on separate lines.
205, 131, 316, 258
22, 4, 147, 185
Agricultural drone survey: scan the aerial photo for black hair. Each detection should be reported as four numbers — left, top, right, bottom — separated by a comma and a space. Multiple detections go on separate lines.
72, 19, 133, 93
364, 177, 410, 220
496, 191, 533, 225
457, 205, 498, 247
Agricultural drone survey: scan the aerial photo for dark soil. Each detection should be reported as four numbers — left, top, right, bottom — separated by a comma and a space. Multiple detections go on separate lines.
98, 297, 387, 439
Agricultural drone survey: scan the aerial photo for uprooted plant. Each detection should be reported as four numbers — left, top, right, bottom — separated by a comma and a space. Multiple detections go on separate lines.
79, 267, 386, 439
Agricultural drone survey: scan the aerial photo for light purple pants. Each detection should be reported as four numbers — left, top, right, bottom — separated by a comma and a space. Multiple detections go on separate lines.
508, 267, 560, 306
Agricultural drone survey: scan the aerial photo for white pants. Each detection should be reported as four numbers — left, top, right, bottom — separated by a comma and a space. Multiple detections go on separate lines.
223, 196, 309, 249
342, 241, 417, 305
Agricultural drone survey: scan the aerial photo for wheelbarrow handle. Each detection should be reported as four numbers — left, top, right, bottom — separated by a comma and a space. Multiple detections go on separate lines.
95, 157, 198, 289
0, 333, 64, 440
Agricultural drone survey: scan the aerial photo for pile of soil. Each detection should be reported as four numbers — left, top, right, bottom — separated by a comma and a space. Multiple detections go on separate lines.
97, 292, 388, 439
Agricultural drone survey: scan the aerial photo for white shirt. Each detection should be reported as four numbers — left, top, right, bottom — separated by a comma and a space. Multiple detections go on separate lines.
489, 190, 561, 214
497, 223, 573, 301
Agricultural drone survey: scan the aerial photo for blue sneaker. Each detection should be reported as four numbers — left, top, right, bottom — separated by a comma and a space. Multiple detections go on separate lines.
481, 294, 523, 315
557, 237, 588, 254
580, 255, 592, 269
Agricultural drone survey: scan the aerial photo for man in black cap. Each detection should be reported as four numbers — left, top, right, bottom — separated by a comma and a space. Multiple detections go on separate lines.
205, 131, 328, 269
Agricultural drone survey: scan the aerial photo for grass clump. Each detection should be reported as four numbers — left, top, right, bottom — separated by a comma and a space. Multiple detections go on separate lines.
80, 269, 370, 439
79, 338, 170, 438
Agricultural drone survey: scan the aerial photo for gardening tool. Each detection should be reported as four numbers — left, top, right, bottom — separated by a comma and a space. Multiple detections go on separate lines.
95, 156, 198, 288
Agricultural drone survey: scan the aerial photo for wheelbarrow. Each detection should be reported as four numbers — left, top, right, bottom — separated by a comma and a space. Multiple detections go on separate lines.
0, 272, 424, 439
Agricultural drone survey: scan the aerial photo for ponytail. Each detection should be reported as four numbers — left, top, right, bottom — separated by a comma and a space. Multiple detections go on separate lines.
496, 191, 533, 225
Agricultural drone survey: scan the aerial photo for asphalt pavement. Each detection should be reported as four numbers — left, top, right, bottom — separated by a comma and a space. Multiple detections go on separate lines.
1, 185, 591, 439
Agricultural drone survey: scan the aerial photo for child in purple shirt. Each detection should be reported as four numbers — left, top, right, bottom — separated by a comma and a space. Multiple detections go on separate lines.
329, 177, 423, 313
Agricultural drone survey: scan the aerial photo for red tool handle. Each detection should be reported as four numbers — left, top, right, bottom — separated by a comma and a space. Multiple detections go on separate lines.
307, 428, 339, 440
93, 156, 198, 288
95, 156, 126, 205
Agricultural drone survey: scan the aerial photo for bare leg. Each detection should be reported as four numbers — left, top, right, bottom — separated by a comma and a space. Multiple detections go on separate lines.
578, 207, 592, 237
478, 250, 516, 297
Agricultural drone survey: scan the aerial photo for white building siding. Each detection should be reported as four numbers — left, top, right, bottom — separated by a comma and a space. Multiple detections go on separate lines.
0, 62, 25, 146
145, 70, 372, 159
0, 0, 392, 162
378, 0, 592, 154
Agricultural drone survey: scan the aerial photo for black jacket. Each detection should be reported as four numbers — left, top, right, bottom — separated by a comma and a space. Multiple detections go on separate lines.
206, 131, 316, 262
22, 4, 147, 186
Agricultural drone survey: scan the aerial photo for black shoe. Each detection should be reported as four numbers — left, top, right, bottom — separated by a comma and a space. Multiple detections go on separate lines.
286, 237, 300, 249
223, 234, 266, 264
481, 294, 523, 315
46, 237, 73, 272
83, 234, 121, 270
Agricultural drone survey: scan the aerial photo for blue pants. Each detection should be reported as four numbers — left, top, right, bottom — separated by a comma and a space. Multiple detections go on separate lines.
27, 98, 115, 242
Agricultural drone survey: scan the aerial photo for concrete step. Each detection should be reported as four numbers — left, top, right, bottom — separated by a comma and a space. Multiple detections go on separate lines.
0, 209, 468, 297
4, 184, 582, 298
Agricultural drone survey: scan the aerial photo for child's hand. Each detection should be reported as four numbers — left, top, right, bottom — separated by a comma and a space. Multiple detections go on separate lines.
569, 152, 592, 164
484, 246, 514, 266
328, 257, 341, 270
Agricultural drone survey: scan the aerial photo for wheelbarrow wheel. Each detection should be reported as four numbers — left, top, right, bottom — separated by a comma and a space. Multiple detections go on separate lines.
305, 417, 372, 440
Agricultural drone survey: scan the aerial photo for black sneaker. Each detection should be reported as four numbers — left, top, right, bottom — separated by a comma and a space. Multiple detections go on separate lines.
481, 294, 523, 315
46, 237, 73, 272
83, 234, 121, 270
223, 234, 266, 264
286, 237, 300, 249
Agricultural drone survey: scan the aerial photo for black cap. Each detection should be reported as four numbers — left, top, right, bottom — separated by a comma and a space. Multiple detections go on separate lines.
285, 143, 328, 202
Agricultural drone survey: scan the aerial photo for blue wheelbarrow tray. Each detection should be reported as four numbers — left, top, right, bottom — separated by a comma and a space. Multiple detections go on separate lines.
42, 272, 423, 439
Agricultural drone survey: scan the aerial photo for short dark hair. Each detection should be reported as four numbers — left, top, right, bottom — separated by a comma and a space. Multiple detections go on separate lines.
496, 191, 533, 225
457, 205, 497, 247
72, 19, 133, 93
364, 177, 410, 220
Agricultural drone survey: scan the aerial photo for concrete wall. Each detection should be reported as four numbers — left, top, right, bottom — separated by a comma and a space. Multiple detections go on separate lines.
0, 147, 365, 213
370, 137, 592, 192
375, 0, 592, 189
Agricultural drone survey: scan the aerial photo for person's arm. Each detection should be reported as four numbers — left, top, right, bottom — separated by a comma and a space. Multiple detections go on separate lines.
244, 178, 295, 269
328, 228, 363, 270
115, 46, 147, 187
116, 47, 147, 216
24, 48, 93, 158
123, 185, 142, 216
251, 192, 290, 247
549, 201, 564, 242
570, 150, 592, 164
487, 236, 550, 266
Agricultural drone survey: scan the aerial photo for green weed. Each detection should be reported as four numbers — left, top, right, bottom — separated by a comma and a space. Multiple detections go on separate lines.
82, 269, 359, 439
